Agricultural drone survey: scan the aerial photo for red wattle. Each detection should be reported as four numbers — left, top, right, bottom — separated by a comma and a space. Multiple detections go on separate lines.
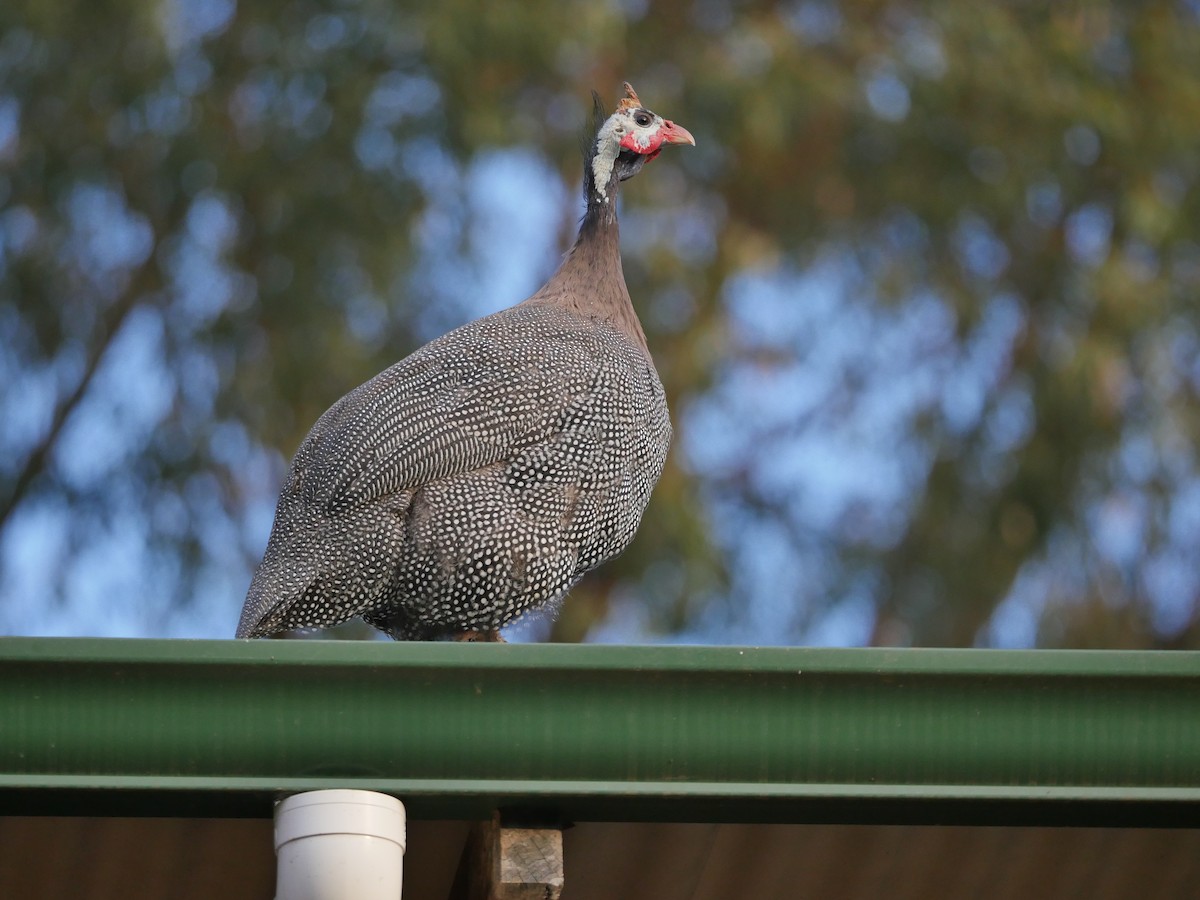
619, 130, 666, 155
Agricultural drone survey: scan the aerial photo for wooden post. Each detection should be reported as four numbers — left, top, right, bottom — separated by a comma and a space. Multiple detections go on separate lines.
449, 813, 564, 900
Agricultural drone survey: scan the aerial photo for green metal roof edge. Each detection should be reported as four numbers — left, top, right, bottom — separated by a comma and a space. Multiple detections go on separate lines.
1, 638, 1198, 826
4, 636, 1199, 674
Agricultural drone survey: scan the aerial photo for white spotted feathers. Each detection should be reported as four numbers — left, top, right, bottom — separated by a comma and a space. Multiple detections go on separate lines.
237, 84, 693, 641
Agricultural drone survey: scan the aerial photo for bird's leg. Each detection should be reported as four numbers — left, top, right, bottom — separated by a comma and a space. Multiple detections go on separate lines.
453, 630, 507, 643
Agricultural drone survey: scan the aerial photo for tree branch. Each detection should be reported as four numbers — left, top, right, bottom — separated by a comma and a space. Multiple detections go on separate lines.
0, 277, 149, 536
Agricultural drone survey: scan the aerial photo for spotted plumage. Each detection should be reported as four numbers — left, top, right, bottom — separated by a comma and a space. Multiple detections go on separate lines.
237, 83, 694, 641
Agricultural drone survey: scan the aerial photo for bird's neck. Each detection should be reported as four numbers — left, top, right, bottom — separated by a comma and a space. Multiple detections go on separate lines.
584, 138, 622, 227
526, 169, 651, 355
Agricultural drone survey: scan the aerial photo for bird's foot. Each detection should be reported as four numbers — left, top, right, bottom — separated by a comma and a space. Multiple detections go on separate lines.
453, 630, 507, 643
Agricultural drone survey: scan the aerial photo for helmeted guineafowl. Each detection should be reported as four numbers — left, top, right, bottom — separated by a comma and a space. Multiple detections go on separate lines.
236, 83, 694, 641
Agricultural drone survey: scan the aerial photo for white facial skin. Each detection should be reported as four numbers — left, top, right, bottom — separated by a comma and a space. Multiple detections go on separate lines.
591, 108, 668, 203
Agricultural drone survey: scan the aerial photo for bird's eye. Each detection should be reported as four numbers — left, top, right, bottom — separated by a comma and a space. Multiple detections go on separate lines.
634, 111, 652, 127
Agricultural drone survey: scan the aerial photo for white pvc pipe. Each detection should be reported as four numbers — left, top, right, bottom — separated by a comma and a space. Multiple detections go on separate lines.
274, 789, 407, 900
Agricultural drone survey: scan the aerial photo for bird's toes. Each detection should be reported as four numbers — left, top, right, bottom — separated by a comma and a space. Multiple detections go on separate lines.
452, 630, 507, 643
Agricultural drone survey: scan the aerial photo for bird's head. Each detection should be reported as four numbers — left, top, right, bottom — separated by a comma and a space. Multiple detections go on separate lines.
590, 82, 695, 203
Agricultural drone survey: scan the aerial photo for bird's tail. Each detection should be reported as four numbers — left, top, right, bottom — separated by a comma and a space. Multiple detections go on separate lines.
235, 526, 320, 638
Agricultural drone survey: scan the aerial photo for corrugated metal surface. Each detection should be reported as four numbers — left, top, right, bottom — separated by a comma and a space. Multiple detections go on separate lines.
563, 822, 1200, 900
2, 818, 1199, 900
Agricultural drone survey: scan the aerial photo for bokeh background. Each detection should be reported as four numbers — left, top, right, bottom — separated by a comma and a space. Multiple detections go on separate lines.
2, 0, 1198, 647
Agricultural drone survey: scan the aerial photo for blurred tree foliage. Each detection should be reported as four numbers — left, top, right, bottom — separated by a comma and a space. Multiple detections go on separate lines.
1, 0, 1197, 647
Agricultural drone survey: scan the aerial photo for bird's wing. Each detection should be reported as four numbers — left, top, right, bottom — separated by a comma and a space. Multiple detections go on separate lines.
295, 305, 599, 513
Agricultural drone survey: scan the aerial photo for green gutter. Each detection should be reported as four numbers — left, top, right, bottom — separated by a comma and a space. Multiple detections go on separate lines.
1, 639, 1197, 826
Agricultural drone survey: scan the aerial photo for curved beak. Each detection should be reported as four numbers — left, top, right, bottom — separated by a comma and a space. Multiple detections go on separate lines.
662, 120, 697, 146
